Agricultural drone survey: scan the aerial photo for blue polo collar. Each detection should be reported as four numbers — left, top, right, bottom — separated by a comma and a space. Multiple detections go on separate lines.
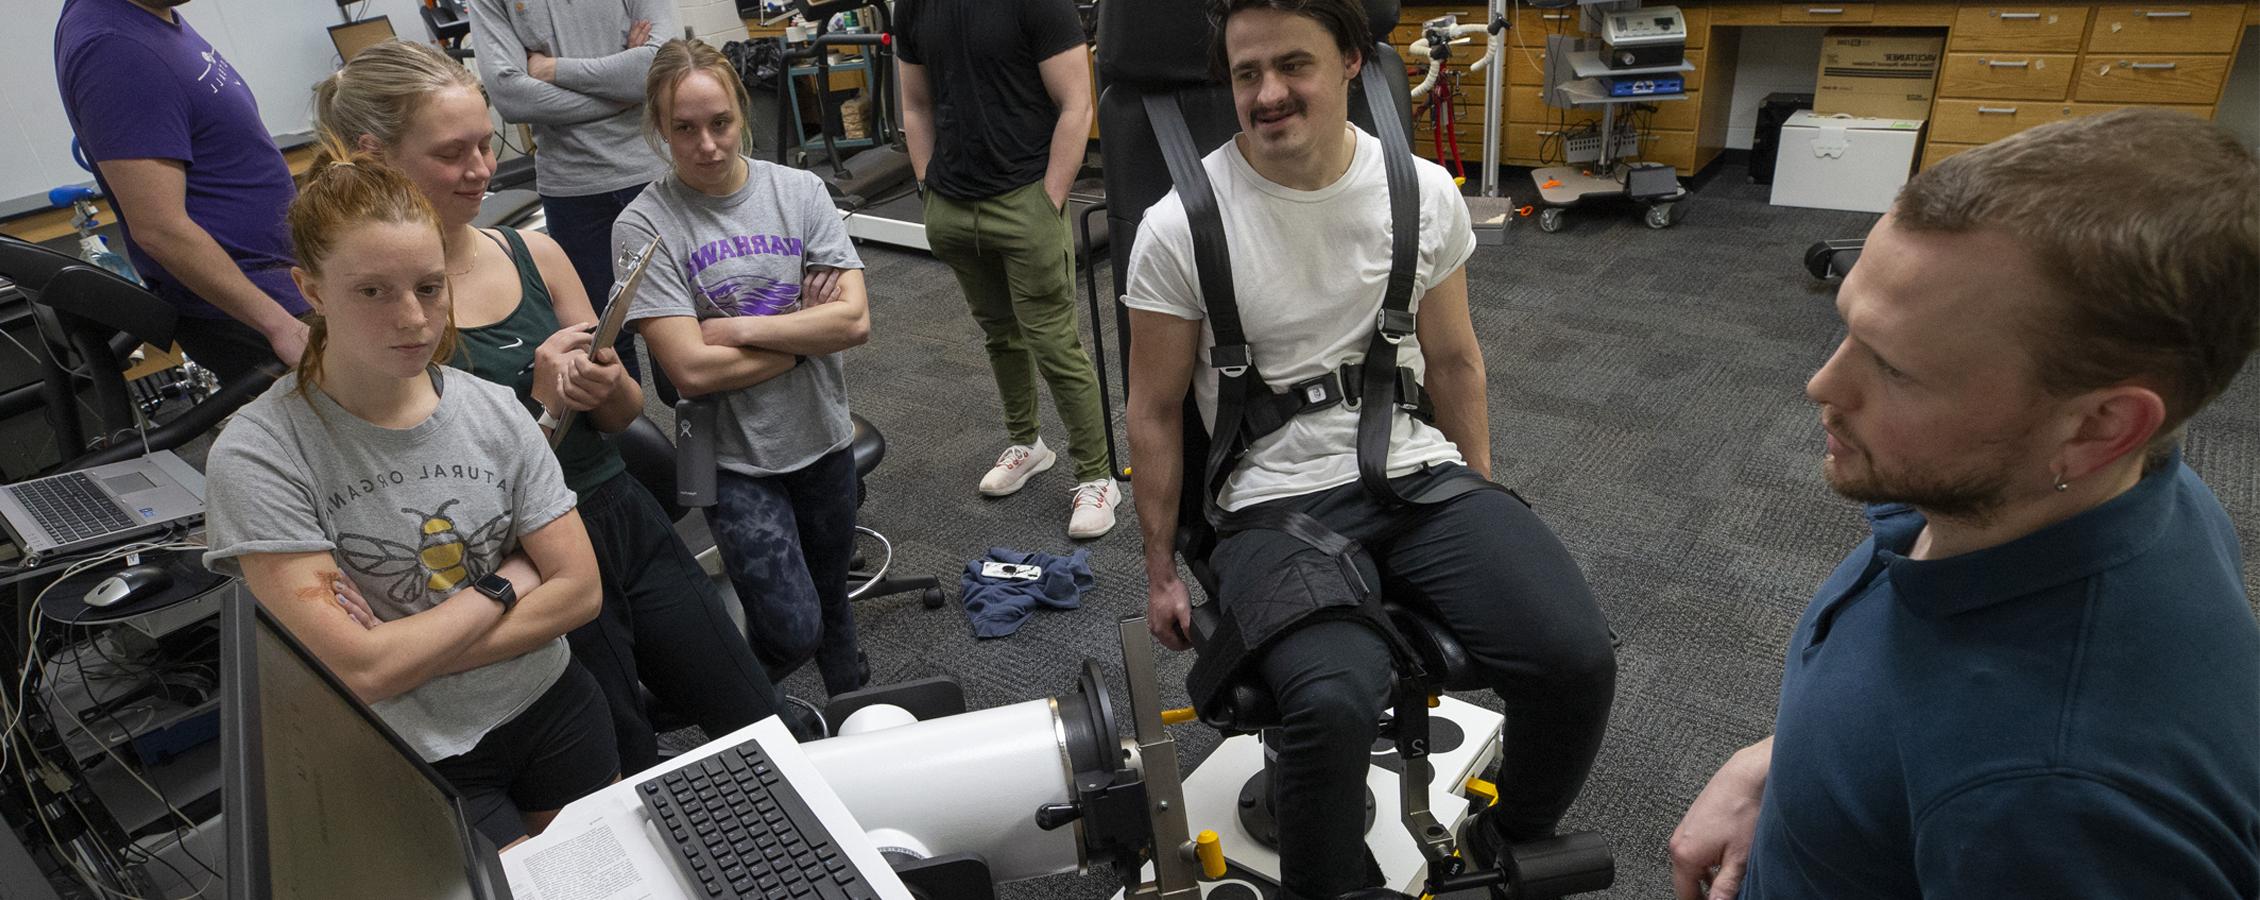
1866, 453, 2184, 619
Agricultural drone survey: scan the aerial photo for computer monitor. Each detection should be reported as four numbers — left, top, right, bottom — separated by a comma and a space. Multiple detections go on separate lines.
220, 588, 511, 899
328, 16, 397, 63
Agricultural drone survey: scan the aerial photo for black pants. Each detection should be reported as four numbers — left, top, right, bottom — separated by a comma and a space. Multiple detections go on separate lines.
1211, 465, 1617, 900
172, 314, 278, 386
569, 470, 791, 776
429, 660, 618, 847
540, 185, 660, 392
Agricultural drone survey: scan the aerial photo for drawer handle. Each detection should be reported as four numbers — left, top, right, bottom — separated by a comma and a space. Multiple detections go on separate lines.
1804, 7, 1846, 14
1983, 59, 2032, 68
2124, 61, 2180, 70
1542, 12, 1569, 20
2140, 10, 2194, 18
1976, 106, 2020, 115
1998, 12, 2042, 20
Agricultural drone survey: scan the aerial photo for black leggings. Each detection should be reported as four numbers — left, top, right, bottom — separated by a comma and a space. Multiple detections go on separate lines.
569, 471, 791, 775
1211, 464, 1618, 900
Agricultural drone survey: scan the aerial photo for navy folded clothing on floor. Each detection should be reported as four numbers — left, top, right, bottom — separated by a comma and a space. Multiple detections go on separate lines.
960, 547, 1094, 639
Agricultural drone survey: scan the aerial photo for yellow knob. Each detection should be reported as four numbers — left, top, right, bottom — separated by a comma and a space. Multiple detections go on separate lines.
1196, 829, 1226, 879
1161, 706, 1199, 726
1427, 693, 1441, 708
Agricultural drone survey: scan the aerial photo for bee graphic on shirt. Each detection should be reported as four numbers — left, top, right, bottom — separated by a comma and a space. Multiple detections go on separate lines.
336, 500, 511, 605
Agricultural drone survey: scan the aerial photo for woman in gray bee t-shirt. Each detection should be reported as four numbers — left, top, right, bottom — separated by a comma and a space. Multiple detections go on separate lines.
203, 149, 615, 847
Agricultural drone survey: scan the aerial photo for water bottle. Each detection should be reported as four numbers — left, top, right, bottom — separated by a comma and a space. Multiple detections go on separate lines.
674, 397, 719, 508
48, 186, 140, 284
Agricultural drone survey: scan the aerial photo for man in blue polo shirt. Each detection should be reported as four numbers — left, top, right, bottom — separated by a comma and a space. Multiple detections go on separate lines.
54, 0, 309, 384
1669, 108, 2260, 899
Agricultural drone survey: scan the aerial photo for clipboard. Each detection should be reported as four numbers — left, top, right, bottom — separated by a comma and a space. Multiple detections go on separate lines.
548, 235, 661, 448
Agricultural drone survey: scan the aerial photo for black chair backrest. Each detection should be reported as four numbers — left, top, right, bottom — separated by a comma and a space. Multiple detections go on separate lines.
0, 235, 178, 352
1096, 0, 1409, 561
608, 416, 689, 523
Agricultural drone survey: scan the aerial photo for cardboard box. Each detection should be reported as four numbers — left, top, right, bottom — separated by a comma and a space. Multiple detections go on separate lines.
1814, 30, 1943, 121
1770, 111, 1925, 214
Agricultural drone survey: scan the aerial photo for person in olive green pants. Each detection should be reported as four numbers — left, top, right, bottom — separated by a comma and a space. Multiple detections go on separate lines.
898, 0, 1121, 539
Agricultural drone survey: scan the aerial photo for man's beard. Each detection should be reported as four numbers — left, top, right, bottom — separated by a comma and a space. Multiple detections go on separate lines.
1826, 458, 2014, 524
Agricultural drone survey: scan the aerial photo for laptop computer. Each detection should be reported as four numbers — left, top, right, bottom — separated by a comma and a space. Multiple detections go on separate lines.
0, 451, 204, 566
328, 16, 397, 63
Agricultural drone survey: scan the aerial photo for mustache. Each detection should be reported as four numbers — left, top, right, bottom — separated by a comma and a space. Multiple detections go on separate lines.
1252, 100, 1305, 121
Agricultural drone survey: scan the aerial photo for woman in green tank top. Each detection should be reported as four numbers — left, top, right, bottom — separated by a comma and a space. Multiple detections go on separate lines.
314, 39, 807, 772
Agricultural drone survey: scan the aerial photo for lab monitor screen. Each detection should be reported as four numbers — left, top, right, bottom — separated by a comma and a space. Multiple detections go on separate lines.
221, 589, 506, 899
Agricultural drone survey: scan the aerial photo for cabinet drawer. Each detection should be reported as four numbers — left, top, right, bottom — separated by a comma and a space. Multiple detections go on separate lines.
2066, 100, 2216, 120
1951, 7, 2092, 52
1507, 83, 1604, 124
2086, 5, 2245, 54
1782, 3, 1872, 23
1640, 93, 1701, 132
1508, 43, 1551, 85
1514, 5, 1580, 37
1930, 98, 2072, 143
1637, 129, 1698, 172
2075, 54, 2230, 104
1939, 52, 2078, 100
1869, 1, 1958, 25
1920, 141, 1981, 171
1708, 3, 1777, 26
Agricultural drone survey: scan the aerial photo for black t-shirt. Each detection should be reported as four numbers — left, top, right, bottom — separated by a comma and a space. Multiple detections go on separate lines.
897, 0, 1086, 200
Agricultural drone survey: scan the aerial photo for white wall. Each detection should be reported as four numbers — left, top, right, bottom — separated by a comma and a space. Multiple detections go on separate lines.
678, 0, 752, 45
1719, 26, 1829, 151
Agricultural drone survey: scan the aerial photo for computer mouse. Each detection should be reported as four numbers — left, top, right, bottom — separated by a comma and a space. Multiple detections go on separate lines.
84, 564, 173, 608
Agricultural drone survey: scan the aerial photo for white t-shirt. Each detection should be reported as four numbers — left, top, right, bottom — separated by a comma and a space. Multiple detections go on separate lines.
1122, 126, 1477, 511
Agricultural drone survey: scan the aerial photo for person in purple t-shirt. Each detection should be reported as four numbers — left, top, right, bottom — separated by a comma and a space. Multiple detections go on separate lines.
53, 0, 310, 383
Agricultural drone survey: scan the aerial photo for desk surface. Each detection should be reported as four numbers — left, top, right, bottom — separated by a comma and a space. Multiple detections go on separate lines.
500, 716, 913, 900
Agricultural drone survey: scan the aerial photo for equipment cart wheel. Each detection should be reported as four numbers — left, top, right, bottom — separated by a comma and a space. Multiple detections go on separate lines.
1644, 201, 1680, 230
922, 586, 947, 609
1537, 207, 1567, 233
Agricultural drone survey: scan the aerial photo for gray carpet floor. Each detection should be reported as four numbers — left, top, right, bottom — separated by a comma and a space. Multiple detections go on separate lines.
657, 163, 2260, 900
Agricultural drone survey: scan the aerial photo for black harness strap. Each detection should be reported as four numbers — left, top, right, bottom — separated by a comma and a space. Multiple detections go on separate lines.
1355, 59, 1429, 508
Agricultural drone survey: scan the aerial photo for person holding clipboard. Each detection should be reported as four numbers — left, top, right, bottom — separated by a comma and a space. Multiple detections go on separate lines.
312, 39, 804, 774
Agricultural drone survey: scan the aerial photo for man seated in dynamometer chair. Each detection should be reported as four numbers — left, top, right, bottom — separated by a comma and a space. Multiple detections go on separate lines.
1123, 2, 1618, 898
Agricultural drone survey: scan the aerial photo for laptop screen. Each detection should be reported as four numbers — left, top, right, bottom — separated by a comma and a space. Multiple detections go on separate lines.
329, 17, 397, 63
222, 591, 496, 899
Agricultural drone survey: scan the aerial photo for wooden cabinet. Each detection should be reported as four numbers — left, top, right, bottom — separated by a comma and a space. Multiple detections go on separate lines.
2085, 4, 2245, 53
2074, 54, 2233, 103
1939, 52, 2080, 99
1391, 0, 2251, 182
1780, 2, 1874, 23
1952, 6, 2093, 52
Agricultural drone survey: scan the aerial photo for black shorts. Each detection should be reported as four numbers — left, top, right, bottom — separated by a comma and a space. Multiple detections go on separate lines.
428, 659, 619, 846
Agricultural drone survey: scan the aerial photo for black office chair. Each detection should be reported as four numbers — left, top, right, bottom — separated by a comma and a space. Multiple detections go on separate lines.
1805, 238, 1862, 281
0, 235, 281, 473
1096, 2, 1612, 895
606, 411, 944, 608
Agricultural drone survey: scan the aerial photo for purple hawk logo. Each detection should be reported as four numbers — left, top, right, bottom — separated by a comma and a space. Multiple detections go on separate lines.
700, 274, 802, 318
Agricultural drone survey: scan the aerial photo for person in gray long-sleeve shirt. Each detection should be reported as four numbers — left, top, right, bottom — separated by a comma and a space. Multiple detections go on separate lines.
469, 0, 676, 382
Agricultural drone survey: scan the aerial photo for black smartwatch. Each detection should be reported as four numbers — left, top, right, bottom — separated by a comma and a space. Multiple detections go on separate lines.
473, 572, 517, 613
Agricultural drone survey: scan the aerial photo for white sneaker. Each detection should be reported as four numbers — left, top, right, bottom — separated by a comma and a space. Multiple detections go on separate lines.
979, 438, 1056, 497
1067, 478, 1122, 540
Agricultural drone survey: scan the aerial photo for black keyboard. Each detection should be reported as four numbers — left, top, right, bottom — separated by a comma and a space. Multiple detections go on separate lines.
638, 741, 879, 900
11, 473, 134, 544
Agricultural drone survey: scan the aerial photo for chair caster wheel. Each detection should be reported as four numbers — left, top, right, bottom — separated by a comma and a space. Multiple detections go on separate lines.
1645, 201, 1682, 229
921, 587, 946, 609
